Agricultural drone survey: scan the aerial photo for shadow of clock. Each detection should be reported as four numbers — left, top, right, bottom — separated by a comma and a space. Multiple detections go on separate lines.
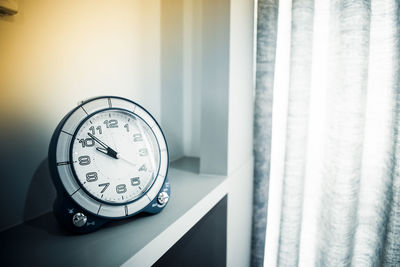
101, 212, 155, 229
23, 158, 55, 221
22, 158, 73, 236
22, 158, 155, 235
25, 207, 155, 236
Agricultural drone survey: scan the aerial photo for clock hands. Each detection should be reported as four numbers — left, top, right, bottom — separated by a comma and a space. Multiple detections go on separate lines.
117, 154, 137, 167
96, 147, 119, 159
88, 133, 119, 159
88, 133, 137, 167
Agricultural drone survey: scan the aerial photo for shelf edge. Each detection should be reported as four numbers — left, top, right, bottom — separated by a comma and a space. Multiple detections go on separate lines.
121, 176, 229, 267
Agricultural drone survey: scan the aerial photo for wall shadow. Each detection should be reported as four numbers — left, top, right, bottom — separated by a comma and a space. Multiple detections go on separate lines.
23, 158, 55, 221
22, 158, 66, 235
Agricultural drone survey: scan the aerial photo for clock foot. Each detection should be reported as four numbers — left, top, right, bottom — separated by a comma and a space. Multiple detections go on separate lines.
53, 196, 108, 234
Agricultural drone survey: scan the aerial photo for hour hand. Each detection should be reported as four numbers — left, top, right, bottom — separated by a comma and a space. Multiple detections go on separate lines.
95, 147, 119, 159
88, 133, 119, 159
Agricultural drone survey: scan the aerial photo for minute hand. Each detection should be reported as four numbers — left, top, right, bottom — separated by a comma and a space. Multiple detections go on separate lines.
88, 132, 119, 159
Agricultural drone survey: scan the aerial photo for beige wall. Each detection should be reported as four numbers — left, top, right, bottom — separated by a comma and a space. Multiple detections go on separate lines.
0, 0, 161, 230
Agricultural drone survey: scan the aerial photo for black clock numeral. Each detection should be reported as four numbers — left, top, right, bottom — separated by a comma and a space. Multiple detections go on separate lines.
104, 119, 118, 128
98, 183, 110, 193
79, 138, 95, 148
133, 133, 143, 142
78, 155, 90, 165
131, 177, 140, 186
138, 164, 147, 172
139, 148, 148, 156
116, 184, 127, 194
124, 124, 129, 132
89, 126, 102, 135
96, 126, 102, 134
86, 172, 98, 182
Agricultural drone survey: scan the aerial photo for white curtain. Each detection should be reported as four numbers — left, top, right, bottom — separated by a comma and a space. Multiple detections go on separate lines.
252, 0, 400, 266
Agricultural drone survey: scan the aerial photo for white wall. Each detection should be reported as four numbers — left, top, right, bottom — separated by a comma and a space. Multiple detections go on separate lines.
226, 0, 255, 266
183, 0, 255, 265
0, 3, 255, 267
183, 0, 202, 158
0, 0, 161, 231
160, 0, 184, 161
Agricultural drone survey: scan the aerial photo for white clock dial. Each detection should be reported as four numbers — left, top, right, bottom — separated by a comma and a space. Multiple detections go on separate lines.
71, 109, 160, 204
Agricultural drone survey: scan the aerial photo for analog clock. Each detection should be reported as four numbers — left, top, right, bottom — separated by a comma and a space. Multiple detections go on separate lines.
49, 96, 170, 233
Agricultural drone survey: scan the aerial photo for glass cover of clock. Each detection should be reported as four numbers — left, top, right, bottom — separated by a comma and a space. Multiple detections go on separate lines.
70, 109, 160, 204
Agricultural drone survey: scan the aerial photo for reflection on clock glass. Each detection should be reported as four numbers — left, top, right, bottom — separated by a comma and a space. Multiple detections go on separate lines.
71, 109, 160, 204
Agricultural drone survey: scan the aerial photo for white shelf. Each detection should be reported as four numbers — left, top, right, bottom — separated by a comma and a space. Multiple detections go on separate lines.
0, 0, 255, 265
0, 158, 228, 267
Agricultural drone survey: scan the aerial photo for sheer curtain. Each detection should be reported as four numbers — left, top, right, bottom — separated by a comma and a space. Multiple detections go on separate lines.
251, 0, 400, 266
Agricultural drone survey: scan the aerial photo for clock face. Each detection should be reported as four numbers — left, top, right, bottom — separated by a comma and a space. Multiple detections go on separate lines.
71, 109, 160, 204
52, 97, 169, 218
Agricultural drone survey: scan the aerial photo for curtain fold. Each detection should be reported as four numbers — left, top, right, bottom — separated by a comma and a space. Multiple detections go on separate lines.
350, 0, 400, 266
252, 0, 400, 266
318, 0, 371, 265
278, 1, 314, 265
251, 0, 279, 266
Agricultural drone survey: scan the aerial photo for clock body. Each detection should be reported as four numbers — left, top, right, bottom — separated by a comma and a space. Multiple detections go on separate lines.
48, 96, 170, 233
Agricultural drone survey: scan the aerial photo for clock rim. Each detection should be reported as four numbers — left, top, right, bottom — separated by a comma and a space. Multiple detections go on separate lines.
50, 96, 169, 219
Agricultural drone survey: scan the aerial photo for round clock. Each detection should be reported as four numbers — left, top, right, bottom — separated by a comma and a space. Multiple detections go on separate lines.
48, 96, 170, 233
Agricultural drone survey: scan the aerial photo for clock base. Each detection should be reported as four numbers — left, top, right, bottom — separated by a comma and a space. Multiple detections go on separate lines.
53, 178, 170, 234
